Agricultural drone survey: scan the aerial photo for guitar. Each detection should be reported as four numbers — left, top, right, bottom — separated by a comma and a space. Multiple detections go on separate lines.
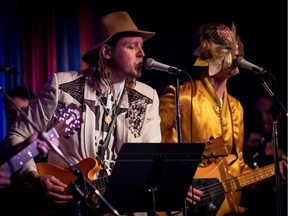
36, 136, 228, 206
200, 135, 228, 167
0, 103, 82, 174
191, 154, 276, 216
36, 157, 109, 206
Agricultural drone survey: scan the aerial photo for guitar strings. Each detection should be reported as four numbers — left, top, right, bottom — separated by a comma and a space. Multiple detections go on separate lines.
194, 164, 275, 202
194, 181, 224, 201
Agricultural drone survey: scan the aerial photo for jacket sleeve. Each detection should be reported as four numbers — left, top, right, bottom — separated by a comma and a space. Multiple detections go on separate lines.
4, 73, 60, 180
159, 85, 178, 143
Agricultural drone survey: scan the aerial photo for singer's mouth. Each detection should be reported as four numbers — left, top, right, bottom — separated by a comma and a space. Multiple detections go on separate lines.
136, 62, 143, 70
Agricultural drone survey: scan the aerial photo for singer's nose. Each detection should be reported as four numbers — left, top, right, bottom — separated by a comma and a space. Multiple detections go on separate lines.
137, 46, 145, 58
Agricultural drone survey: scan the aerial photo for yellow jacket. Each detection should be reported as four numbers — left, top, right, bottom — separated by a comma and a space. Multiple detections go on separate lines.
159, 77, 251, 177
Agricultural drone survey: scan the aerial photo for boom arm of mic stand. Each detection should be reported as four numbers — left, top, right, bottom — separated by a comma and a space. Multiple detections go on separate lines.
0, 86, 120, 216
260, 77, 287, 116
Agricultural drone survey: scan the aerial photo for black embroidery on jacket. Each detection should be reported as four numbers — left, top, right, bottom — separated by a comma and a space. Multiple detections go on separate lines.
127, 89, 152, 138
59, 76, 85, 105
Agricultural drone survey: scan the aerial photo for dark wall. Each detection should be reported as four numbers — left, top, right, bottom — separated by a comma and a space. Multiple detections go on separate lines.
111, 1, 287, 154
93, 1, 287, 112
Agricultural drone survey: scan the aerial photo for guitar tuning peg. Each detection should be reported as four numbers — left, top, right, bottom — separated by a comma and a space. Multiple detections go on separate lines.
208, 136, 214, 144
199, 161, 205, 167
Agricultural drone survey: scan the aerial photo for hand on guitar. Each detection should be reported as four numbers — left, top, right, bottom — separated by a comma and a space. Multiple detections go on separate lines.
23, 132, 73, 204
31, 131, 59, 158
186, 185, 203, 205
29, 172, 74, 204
279, 155, 288, 181
36, 132, 59, 157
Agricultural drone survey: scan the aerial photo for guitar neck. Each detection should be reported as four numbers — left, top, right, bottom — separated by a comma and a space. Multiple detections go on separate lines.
92, 175, 110, 190
0, 140, 39, 174
0, 128, 59, 174
223, 163, 275, 192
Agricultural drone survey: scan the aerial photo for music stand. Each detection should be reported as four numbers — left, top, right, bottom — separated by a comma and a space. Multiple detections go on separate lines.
98, 143, 205, 215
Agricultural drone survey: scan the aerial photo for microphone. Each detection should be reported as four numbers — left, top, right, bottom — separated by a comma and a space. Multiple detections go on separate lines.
0, 65, 18, 74
144, 58, 187, 76
236, 57, 267, 75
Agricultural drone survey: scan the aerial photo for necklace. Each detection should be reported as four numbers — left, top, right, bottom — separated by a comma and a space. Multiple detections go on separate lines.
105, 115, 112, 124
97, 81, 125, 124
99, 95, 116, 124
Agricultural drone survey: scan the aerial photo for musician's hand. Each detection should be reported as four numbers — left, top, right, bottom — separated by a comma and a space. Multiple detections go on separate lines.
0, 171, 11, 189
265, 140, 285, 159
279, 155, 288, 181
37, 174, 73, 204
19, 131, 59, 158
27, 171, 73, 204
37, 131, 59, 157
186, 185, 203, 205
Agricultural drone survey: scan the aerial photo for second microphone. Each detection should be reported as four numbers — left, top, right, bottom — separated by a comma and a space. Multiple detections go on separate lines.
144, 58, 187, 76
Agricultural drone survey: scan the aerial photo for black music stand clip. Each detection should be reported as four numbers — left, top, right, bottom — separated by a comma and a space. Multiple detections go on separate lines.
98, 143, 205, 215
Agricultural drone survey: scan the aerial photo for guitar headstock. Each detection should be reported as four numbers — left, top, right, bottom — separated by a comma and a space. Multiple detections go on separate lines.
52, 103, 83, 138
199, 136, 228, 167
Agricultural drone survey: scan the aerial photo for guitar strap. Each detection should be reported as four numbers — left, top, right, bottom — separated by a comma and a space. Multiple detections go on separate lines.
99, 89, 125, 161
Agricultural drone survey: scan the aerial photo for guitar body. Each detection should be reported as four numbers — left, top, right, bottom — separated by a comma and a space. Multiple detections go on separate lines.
36, 157, 101, 195
192, 155, 247, 216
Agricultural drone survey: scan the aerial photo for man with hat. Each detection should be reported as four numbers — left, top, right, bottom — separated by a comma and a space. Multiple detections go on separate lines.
4, 11, 161, 215
159, 23, 288, 215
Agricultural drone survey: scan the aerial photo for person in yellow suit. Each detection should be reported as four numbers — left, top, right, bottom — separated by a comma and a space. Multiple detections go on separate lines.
159, 23, 287, 215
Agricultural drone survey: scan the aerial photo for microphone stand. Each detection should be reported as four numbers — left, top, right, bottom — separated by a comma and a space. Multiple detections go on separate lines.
171, 72, 186, 216
0, 86, 120, 216
174, 77, 183, 144
258, 76, 287, 216
170, 68, 195, 216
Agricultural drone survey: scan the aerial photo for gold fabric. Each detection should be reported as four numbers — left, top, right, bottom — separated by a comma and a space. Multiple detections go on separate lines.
159, 77, 251, 177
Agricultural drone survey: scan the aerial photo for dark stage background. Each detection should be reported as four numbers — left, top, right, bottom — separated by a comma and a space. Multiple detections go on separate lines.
103, 1, 288, 153
92, 1, 288, 116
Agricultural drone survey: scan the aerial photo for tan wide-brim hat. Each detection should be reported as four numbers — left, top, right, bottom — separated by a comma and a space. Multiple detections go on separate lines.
82, 11, 155, 64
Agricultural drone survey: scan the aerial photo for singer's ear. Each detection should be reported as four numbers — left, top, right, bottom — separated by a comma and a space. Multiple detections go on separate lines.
100, 44, 112, 60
